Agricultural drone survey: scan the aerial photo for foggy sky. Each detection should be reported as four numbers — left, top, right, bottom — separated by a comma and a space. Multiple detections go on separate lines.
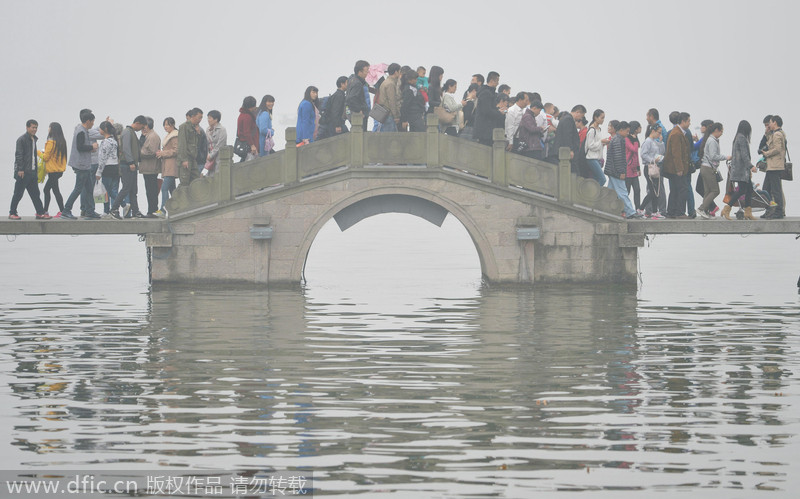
1, 0, 797, 210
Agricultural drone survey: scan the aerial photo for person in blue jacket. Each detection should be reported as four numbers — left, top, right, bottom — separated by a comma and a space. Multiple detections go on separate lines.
296, 86, 318, 145
256, 94, 275, 156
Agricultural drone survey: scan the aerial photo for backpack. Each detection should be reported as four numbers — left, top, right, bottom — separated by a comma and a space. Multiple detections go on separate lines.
318, 94, 332, 126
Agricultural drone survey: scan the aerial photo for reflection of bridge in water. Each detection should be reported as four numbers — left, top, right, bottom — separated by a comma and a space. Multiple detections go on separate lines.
2, 114, 798, 285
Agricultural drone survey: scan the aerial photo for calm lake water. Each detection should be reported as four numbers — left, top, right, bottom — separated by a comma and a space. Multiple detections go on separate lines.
1, 214, 799, 497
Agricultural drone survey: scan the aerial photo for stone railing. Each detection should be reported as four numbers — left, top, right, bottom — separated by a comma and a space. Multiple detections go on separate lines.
166, 114, 622, 216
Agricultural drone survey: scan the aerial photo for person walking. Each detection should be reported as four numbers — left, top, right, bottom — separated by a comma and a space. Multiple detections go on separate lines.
61, 111, 99, 219
400, 69, 426, 132
9, 119, 48, 219
604, 121, 640, 219
378, 64, 401, 133
256, 95, 275, 156
584, 109, 609, 185
640, 124, 666, 219
177, 109, 203, 187
204, 110, 227, 176
426, 66, 445, 116
109, 116, 146, 219
474, 71, 504, 146
761, 115, 787, 219
39, 122, 68, 217
296, 86, 318, 145
156, 117, 178, 216
96, 121, 119, 218
663, 112, 692, 218
346, 60, 370, 131
722, 120, 757, 220
517, 101, 546, 160
697, 123, 730, 218
236, 96, 259, 161
625, 121, 643, 213
139, 117, 161, 217
441, 79, 465, 136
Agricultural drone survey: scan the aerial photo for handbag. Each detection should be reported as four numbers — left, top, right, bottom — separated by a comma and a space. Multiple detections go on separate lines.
647, 161, 660, 179
433, 105, 456, 126
264, 130, 275, 153
782, 146, 793, 181
369, 103, 390, 124
714, 167, 723, 183
756, 158, 767, 172
233, 138, 249, 159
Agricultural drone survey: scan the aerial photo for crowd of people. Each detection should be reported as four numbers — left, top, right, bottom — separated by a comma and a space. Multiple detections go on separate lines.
9, 61, 791, 221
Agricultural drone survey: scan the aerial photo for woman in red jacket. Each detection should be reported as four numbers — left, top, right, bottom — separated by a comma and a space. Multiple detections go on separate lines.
236, 96, 259, 162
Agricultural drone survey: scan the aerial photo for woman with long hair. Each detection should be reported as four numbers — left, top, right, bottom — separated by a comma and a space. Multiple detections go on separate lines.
236, 96, 259, 162
256, 95, 275, 156
426, 66, 444, 114
584, 109, 609, 186
39, 122, 67, 217
640, 124, 666, 219
625, 121, 642, 213
156, 117, 178, 215
722, 120, 756, 220
440, 79, 464, 136
698, 122, 730, 218
296, 86, 318, 145
96, 120, 119, 217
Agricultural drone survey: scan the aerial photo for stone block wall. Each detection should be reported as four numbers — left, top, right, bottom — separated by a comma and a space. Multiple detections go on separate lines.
150, 173, 638, 285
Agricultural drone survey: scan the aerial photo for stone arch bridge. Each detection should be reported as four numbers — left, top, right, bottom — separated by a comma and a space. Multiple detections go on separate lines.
156, 115, 634, 284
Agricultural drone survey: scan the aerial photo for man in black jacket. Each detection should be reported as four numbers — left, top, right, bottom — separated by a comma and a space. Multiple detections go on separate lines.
346, 60, 370, 131
474, 71, 506, 146
9, 120, 48, 220
319, 76, 348, 140
548, 105, 587, 171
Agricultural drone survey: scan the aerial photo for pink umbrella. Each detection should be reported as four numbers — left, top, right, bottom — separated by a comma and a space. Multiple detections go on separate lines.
366, 63, 388, 86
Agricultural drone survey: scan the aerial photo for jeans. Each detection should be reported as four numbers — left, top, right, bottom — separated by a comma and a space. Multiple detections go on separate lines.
667, 174, 688, 216
43, 171, 64, 212
10, 172, 44, 215
586, 159, 606, 186
102, 175, 119, 213
607, 176, 636, 216
380, 119, 398, 132
161, 176, 176, 210
64, 168, 94, 215
685, 171, 696, 216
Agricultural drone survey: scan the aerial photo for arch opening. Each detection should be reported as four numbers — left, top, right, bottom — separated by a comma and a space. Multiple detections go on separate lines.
302, 193, 489, 293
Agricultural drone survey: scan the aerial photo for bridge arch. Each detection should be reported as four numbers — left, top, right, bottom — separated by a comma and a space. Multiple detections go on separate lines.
292, 186, 499, 282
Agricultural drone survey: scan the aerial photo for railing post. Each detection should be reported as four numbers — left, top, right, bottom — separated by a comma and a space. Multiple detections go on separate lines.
426, 114, 440, 168
492, 128, 507, 186
217, 145, 234, 202
558, 146, 572, 203
284, 127, 298, 184
350, 113, 364, 168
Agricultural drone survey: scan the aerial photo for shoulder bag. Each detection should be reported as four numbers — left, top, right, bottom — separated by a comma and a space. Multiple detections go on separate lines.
369, 103, 390, 124
782, 144, 793, 181
434, 105, 456, 126
233, 138, 249, 159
